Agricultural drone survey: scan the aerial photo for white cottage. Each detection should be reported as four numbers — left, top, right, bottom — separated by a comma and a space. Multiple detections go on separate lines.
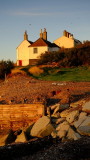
54, 30, 81, 48
16, 29, 60, 66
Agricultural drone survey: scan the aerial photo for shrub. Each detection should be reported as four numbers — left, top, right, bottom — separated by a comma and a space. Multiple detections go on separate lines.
11, 68, 26, 76
28, 66, 44, 76
37, 41, 90, 67
0, 60, 14, 79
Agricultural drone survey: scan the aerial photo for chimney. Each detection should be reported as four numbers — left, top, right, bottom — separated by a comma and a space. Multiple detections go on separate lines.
63, 30, 67, 37
43, 28, 47, 40
24, 31, 28, 40
40, 29, 43, 38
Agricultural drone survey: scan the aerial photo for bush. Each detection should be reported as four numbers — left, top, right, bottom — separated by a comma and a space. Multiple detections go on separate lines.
28, 66, 44, 76
37, 41, 90, 67
0, 60, 14, 79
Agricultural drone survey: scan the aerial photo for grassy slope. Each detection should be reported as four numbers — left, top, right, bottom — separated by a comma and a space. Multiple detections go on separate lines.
14, 66, 90, 82
34, 66, 90, 81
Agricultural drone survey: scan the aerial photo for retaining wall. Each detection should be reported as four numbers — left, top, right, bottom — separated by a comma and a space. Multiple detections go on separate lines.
0, 103, 44, 132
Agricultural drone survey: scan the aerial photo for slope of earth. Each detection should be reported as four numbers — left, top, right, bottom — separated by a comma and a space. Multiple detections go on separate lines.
0, 74, 90, 104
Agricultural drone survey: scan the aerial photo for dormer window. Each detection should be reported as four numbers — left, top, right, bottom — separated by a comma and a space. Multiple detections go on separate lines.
33, 48, 38, 53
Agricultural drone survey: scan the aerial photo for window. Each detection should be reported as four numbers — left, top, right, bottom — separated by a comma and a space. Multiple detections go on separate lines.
33, 48, 38, 53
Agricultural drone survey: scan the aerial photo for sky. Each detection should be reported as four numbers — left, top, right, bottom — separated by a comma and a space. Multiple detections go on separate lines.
0, 0, 90, 62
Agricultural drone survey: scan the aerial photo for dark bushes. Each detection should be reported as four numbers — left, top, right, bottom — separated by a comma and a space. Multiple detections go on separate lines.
37, 41, 90, 67
0, 60, 14, 79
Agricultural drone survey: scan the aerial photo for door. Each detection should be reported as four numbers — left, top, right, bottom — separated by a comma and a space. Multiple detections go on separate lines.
19, 60, 22, 66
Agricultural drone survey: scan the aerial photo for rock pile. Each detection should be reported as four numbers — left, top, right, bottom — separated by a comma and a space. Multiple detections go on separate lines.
0, 98, 90, 146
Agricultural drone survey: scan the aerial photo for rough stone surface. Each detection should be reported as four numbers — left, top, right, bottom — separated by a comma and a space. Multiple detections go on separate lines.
50, 103, 60, 110
56, 117, 66, 124
82, 101, 90, 113
77, 116, 90, 136
15, 131, 26, 143
67, 127, 81, 140
70, 99, 86, 108
66, 110, 79, 123
74, 112, 87, 128
30, 116, 54, 137
56, 121, 70, 131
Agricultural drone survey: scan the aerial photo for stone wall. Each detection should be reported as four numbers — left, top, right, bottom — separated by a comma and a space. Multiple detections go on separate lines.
0, 104, 44, 132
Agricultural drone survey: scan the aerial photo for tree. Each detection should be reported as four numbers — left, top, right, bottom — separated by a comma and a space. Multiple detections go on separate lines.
0, 60, 14, 79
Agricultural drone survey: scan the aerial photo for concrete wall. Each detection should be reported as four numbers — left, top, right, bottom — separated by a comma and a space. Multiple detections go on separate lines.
0, 104, 44, 132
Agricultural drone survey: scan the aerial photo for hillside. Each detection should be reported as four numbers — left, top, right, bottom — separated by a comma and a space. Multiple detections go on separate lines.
0, 74, 90, 105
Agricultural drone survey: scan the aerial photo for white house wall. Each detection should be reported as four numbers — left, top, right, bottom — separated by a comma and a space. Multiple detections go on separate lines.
54, 36, 74, 48
29, 46, 48, 59
17, 40, 31, 66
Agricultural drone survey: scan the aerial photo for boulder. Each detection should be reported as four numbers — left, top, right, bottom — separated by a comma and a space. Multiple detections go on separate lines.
53, 105, 60, 115
82, 101, 90, 113
52, 112, 60, 118
60, 109, 70, 118
70, 99, 86, 108
77, 116, 90, 136
57, 130, 67, 138
25, 123, 34, 140
15, 131, 27, 143
30, 116, 55, 137
60, 107, 80, 118
56, 121, 70, 131
59, 104, 69, 111
67, 127, 81, 140
66, 110, 79, 123
51, 130, 57, 138
50, 103, 60, 110
56, 121, 70, 138
56, 117, 66, 125
74, 112, 87, 128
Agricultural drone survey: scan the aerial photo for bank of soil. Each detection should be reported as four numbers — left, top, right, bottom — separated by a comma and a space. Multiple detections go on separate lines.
0, 74, 90, 104
0, 74, 90, 160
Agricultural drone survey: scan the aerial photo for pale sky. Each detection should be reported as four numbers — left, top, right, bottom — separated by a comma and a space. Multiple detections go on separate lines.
0, 0, 90, 62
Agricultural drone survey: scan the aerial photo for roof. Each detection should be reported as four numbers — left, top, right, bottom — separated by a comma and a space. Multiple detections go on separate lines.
28, 40, 33, 44
74, 39, 81, 44
29, 38, 60, 48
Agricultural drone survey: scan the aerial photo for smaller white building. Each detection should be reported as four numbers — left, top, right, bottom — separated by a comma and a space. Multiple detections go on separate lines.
54, 30, 81, 48
16, 29, 60, 66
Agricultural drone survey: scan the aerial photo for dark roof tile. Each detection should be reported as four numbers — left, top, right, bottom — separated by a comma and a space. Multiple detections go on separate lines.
29, 38, 60, 48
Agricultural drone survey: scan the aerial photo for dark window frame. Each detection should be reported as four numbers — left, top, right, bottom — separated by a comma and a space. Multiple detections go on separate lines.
33, 48, 38, 53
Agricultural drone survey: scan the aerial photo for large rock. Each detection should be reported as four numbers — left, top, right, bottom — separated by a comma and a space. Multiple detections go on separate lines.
50, 103, 60, 110
15, 131, 27, 143
66, 110, 79, 123
77, 116, 90, 136
74, 112, 87, 128
56, 117, 66, 124
30, 116, 55, 137
53, 105, 60, 115
60, 107, 79, 120
82, 101, 90, 113
67, 127, 81, 140
56, 121, 70, 138
70, 99, 86, 108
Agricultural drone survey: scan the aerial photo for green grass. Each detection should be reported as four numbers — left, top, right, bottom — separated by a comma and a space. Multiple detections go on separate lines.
15, 66, 90, 82
36, 66, 90, 81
